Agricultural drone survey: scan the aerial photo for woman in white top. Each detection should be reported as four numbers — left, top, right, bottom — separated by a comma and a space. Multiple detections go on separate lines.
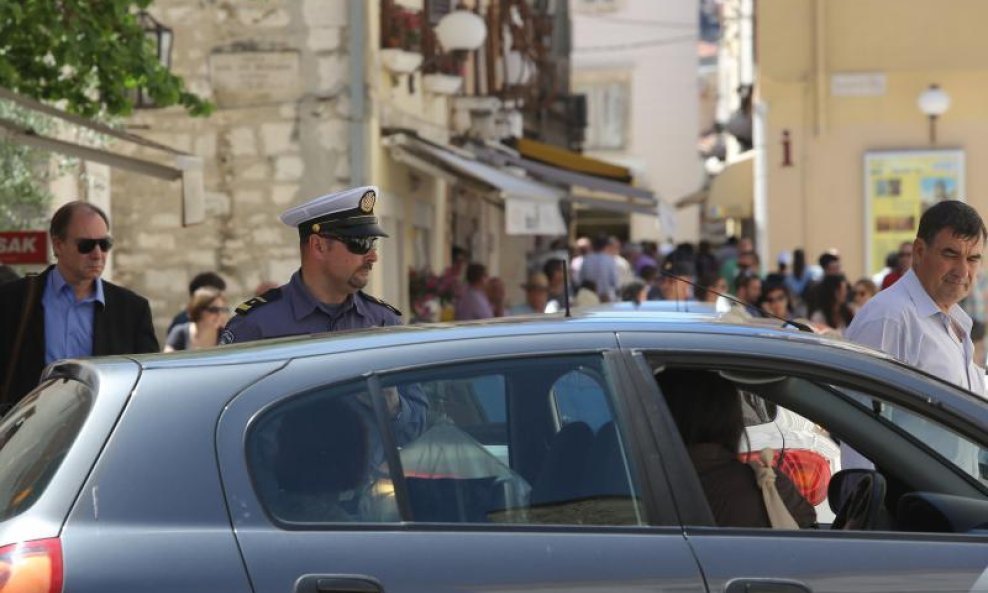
164, 287, 230, 352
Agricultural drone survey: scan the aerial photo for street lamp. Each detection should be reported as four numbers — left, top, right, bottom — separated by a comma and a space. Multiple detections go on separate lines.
135, 11, 174, 108
139, 11, 173, 69
434, 9, 487, 52
917, 84, 951, 145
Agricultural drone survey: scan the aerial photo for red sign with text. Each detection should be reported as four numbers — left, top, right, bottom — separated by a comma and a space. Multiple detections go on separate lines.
0, 231, 48, 265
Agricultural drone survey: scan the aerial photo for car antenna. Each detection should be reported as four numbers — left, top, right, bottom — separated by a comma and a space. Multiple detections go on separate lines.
657, 268, 814, 333
562, 256, 572, 317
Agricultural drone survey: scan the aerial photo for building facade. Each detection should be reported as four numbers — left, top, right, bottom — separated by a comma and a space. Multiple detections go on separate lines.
758, 0, 988, 278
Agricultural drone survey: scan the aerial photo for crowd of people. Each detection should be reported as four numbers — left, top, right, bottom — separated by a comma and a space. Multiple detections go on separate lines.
438, 233, 961, 343
2, 186, 986, 415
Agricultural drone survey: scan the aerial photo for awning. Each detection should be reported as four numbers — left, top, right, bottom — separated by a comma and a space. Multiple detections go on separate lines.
384, 133, 566, 236
513, 137, 632, 182
472, 144, 659, 216
0, 86, 205, 226
675, 189, 707, 209
707, 150, 754, 219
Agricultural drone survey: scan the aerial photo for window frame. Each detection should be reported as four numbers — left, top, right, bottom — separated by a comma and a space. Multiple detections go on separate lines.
625, 346, 988, 535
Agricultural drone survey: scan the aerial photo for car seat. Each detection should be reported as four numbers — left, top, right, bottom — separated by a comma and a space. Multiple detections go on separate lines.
530, 421, 594, 506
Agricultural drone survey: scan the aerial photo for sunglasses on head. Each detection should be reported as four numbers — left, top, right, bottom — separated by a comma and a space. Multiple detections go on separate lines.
75, 237, 113, 254
319, 233, 378, 255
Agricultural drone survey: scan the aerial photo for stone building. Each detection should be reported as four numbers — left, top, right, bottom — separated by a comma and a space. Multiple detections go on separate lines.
113, 0, 359, 340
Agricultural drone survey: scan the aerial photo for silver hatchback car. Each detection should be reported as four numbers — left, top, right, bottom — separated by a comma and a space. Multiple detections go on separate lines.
0, 311, 985, 593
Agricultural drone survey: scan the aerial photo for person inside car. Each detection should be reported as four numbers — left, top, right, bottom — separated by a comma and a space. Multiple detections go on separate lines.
656, 368, 816, 529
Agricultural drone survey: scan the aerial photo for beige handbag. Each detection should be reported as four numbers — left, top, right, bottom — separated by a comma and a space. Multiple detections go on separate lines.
748, 448, 800, 529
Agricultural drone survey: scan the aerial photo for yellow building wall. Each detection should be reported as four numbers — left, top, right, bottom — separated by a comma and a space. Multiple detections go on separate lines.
759, 0, 988, 278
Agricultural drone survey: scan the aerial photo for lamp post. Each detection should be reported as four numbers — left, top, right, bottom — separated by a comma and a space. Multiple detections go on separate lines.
917, 84, 951, 146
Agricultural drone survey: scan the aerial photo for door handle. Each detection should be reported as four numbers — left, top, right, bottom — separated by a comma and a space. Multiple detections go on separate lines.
295, 575, 384, 593
725, 578, 811, 593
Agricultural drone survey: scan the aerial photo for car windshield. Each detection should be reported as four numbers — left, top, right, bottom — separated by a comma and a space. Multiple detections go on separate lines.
0, 378, 94, 521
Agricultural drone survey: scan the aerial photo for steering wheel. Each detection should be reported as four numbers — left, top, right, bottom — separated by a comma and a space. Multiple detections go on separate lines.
831, 471, 885, 530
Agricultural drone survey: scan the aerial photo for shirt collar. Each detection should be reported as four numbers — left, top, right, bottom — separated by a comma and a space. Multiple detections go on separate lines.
49, 266, 105, 305
289, 270, 364, 321
900, 268, 973, 332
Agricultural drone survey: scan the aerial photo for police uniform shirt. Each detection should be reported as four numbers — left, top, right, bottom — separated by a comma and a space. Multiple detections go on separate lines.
220, 269, 401, 344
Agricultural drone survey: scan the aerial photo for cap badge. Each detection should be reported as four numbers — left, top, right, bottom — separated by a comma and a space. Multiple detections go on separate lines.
359, 190, 376, 213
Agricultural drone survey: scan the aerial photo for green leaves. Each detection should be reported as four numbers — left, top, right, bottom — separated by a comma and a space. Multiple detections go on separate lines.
0, 0, 212, 117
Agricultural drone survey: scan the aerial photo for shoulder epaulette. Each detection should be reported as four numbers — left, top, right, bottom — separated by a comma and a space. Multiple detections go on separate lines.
234, 287, 282, 316
358, 291, 402, 317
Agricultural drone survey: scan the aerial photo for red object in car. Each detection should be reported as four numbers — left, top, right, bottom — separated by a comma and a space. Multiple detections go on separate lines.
0, 538, 63, 593
740, 449, 831, 506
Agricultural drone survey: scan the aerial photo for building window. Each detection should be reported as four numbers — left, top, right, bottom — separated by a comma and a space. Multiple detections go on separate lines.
573, 72, 631, 151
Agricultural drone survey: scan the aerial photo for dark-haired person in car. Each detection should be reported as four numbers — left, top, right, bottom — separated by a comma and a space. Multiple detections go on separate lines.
658, 368, 816, 529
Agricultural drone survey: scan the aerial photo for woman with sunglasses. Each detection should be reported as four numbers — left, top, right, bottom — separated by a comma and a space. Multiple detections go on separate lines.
758, 282, 793, 321
164, 287, 230, 352
850, 278, 878, 315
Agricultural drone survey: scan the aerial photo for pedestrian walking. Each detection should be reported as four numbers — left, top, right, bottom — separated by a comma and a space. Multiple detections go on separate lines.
454, 263, 494, 320
167, 271, 227, 334
0, 201, 159, 411
845, 200, 987, 472
164, 287, 230, 351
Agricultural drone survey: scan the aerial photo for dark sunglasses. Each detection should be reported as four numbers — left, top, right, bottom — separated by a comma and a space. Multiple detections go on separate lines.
204, 305, 230, 314
75, 237, 113, 254
319, 233, 378, 255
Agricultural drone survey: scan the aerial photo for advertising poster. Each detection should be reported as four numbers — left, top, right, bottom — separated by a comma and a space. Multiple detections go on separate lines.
863, 150, 965, 274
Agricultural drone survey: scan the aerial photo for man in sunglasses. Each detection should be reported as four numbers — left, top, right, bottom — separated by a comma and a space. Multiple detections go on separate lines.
0, 201, 159, 411
221, 185, 427, 443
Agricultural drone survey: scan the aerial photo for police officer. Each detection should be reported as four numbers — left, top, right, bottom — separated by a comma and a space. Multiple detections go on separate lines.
221, 185, 426, 444
221, 185, 403, 342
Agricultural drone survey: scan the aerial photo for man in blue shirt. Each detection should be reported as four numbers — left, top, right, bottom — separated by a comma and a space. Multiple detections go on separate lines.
220, 186, 427, 441
0, 201, 158, 410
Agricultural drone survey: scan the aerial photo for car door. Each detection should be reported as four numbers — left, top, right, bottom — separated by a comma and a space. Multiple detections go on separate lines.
216, 333, 706, 593
619, 331, 988, 593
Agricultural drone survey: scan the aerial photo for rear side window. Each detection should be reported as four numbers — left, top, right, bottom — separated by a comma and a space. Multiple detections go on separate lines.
0, 378, 93, 521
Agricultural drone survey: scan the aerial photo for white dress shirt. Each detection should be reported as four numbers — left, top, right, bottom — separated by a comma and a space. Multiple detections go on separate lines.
846, 268, 985, 396
844, 268, 985, 475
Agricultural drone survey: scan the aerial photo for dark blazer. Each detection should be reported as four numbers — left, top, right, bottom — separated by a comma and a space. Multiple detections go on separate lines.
0, 266, 159, 409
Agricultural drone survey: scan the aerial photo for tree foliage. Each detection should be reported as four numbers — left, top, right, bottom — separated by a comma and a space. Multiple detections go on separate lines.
0, 0, 212, 117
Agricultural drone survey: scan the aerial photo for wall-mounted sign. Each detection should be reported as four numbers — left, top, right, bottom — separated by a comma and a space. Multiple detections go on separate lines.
863, 149, 965, 273
831, 72, 886, 97
0, 230, 48, 265
210, 51, 302, 108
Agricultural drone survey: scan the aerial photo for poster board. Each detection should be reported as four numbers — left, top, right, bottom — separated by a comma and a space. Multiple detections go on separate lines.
863, 149, 965, 274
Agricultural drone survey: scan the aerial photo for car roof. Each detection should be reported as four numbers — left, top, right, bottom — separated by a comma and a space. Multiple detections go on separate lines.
128, 307, 896, 370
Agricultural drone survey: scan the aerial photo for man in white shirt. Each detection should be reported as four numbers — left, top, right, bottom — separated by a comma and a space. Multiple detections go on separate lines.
845, 200, 986, 472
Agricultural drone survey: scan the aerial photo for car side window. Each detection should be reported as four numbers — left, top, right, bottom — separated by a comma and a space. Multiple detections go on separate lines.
835, 386, 988, 486
246, 383, 401, 524
382, 355, 645, 526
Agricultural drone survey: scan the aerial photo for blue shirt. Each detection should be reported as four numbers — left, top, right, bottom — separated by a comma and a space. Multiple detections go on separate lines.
220, 270, 401, 343
220, 269, 426, 456
43, 268, 105, 364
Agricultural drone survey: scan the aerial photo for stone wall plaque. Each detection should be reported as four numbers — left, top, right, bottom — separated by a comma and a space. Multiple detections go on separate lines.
210, 51, 302, 107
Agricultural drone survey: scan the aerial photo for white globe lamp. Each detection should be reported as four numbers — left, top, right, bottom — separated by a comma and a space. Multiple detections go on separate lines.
917, 84, 951, 145
435, 9, 487, 52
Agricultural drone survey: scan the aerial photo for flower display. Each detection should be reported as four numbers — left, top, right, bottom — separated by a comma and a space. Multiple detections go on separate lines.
408, 267, 460, 323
